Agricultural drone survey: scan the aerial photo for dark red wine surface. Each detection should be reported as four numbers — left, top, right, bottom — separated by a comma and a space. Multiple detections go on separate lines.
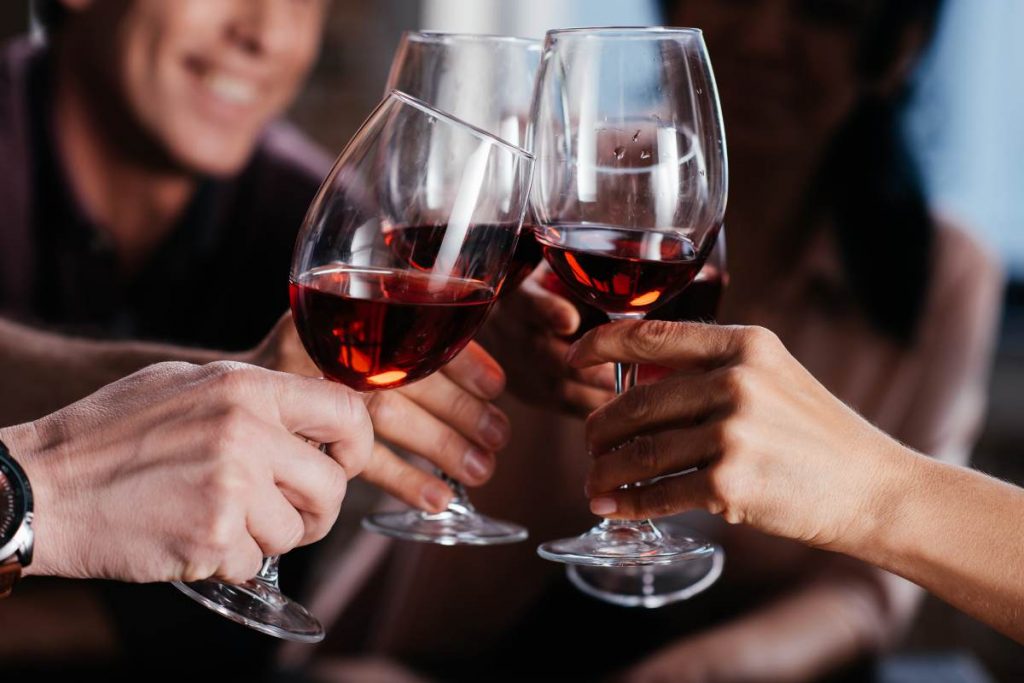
382, 222, 519, 279
639, 266, 728, 382
290, 266, 495, 391
499, 225, 543, 294
536, 225, 703, 315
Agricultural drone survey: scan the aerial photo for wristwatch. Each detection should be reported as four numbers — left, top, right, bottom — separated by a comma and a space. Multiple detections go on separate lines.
0, 438, 33, 597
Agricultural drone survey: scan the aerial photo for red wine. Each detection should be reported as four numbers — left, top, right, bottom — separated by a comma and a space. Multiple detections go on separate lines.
500, 225, 543, 294
543, 264, 727, 342
639, 265, 728, 383
290, 266, 495, 391
382, 223, 522, 289
648, 265, 727, 324
536, 225, 703, 316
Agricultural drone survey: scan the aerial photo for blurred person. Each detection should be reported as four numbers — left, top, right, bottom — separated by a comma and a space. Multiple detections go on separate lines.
309, 0, 1004, 681
572, 319, 1024, 647
0, 0, 513, 675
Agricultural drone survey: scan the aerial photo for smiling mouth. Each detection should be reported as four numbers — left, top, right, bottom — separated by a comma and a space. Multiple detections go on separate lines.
201, 71, 258, 106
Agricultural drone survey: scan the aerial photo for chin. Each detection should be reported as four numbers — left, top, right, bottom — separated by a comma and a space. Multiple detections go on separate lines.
171, 141, 256, 177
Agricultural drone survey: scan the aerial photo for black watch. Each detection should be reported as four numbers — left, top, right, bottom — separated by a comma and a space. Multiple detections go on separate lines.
0, 438, 34, 597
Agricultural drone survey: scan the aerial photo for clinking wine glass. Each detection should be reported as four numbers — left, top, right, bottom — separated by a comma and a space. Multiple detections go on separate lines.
531, 28, 728, 568
386, 31, 544, 293
291, 91, 534, 548
176, 92, 534, 641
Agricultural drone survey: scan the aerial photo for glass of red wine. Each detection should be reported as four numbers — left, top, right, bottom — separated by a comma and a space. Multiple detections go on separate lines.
385, 31, 543, 293
531, 28, 728, 568
569, 231, 729, 606
291, 90, 534, 549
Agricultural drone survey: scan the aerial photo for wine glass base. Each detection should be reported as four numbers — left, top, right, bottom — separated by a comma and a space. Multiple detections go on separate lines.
173, 578, 324, 643
537, 519, 713, 567
567, 542, 724, 608
362, 508, 528, 546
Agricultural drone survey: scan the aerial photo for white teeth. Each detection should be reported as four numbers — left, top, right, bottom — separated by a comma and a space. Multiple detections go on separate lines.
203, 73, 257, 105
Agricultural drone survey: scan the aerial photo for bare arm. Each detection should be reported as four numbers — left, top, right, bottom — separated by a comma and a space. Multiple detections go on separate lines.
0, 316, 232, 424
0, 314, 516, 517
571, 320, 1024, 656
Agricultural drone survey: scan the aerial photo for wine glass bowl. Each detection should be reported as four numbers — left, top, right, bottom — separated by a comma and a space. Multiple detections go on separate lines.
387, 31, 544, 293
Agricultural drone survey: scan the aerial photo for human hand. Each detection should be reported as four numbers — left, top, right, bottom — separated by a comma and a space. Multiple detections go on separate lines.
250, 312, 512, 512
4, 361, 372, 584
479, 267, 615, 417
573, 320, 906, 552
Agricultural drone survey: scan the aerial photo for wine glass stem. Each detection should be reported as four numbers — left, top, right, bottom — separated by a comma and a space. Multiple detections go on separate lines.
257, 555, 282, 588
435, 470, 475, 515
607, 313, 658, 533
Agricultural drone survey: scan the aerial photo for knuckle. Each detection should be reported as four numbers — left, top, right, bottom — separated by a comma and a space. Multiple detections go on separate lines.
619, 384, 654, 423
178, 555, 218, 583
719, 365, 750, 406
707, 460, 748, 517
196, 502, 239, 558
742, 326, 781, 359
321, 464, 349, 512
626, 320, 677, 358
628, 434, 661, 476
450, 389, 480, 423
363, 391, 395, 427
333, 385, 370, 430
211, 406, 256, 451
638, 483, 675, 518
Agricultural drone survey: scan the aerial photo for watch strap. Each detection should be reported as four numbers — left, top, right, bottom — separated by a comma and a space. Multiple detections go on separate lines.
0, 558, 21, 598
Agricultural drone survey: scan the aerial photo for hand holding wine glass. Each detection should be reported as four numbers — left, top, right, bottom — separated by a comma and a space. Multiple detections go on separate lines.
247, 313, 510, 512
572, 319, 899, 550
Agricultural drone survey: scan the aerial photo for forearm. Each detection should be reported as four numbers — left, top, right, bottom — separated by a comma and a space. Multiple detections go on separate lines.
673, 570, 898, 683
857, 448, 1024, 643
0, 317, 235, 424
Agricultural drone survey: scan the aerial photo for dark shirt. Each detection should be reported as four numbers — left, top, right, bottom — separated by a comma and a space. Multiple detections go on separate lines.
0, 38, 332, 677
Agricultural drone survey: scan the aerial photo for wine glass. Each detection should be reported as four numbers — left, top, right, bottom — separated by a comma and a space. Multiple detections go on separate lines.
176, 92, 533, 640
531, 27, 728, 568
291, 90, 534, 549
386, 31, 543, 293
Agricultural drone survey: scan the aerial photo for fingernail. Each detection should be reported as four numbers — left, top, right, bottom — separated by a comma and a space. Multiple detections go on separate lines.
478, 407, 510, 450
590, 497, 617, 516
422, 482, 452, 512
475, 368, 505, 398
463, 448, 493, 483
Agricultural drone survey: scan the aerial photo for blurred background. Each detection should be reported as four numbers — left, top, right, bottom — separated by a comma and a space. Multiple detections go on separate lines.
0, 0, 1020, 680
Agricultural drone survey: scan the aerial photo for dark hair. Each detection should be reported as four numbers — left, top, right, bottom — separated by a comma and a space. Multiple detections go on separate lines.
660, 0, 946, 343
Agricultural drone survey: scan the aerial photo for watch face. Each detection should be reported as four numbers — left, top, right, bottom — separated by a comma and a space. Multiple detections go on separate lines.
0, 476, 14, 544
0, 460, 28, 547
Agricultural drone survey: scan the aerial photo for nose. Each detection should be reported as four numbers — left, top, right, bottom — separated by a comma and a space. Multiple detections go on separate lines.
223, 0, 297, 58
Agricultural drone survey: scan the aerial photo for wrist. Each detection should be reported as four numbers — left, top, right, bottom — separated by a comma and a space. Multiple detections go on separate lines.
831, 433, 920, 564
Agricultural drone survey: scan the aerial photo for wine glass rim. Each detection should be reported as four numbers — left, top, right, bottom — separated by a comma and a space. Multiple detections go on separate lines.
386, 89, 534, 159
403, 30, 542, 48
546, 26, 704, 39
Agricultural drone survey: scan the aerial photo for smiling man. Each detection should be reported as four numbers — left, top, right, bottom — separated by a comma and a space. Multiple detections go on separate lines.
1, 0, 330, 342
